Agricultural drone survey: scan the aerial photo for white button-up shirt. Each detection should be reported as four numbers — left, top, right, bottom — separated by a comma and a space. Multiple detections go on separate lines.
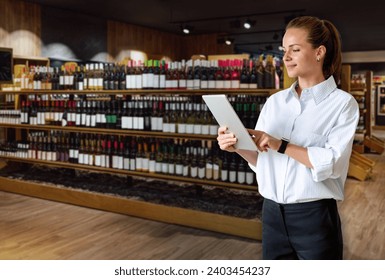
250, 76, 359, 203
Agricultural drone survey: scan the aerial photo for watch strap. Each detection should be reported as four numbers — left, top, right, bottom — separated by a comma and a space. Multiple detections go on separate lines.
278, 138, 289, 154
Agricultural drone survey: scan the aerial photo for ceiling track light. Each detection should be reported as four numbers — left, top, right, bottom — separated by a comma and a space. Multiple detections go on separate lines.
181, 24, 193, 34
243, 19, 256, 29
217, 37, 234, 45
225, 38, 234, 45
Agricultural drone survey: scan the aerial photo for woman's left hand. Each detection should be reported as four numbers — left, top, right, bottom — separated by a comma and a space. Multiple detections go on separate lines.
247, 129, 282, 152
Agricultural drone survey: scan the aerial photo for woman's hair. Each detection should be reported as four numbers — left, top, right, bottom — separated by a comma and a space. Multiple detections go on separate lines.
286, 16, 342, 83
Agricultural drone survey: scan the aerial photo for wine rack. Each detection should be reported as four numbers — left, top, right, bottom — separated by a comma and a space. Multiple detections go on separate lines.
0, 88, 277, 240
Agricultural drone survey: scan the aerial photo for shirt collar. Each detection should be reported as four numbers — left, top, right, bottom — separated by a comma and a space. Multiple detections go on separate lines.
289, 76, 337, 105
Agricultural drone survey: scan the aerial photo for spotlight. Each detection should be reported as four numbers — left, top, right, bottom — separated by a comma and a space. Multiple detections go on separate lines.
243, 19, 255, 29
181, 25, 193, 34
225, 38, 234, 45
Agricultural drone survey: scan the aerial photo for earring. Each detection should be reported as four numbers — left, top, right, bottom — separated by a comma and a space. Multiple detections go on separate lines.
317, 57, 320, 62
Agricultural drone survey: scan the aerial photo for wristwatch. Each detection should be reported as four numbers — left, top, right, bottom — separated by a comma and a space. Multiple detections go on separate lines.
278, 138, 289, 154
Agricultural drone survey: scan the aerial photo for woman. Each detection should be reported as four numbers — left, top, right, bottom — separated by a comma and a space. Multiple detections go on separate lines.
217, 16, 359, 259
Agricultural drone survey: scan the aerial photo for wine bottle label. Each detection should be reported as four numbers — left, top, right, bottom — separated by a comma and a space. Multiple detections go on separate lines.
91, 115, 96, 127
163, 123, 170, 133
81, 113, 87, 126
73, 149, 79, 159
78, 153, 84, 164
142, 74, 148, 88
112, 155, 119, 168
156, 117, 163, 131
130, 76, 136, 89
205, 163, 213, 179
198, 167, 205, 179
83, 154, 89, 165
201, 80, 208, 89
246, 172, 254, 185
229, 170, 237, 183
136, 157, 142, 171
150, 117, 158, 131
239, 84, 249, 89
105, 155, 110, 168
231, 80, 240, 89
138, 117, 144, 130
190, 166, 198, 178
216, 81, 224, 89
88, 154, 93, 165
123, 158, 130, 170
149, 160, 156, 172
178, 123, 186, 134
186, 124, 194, 134
155, 162, 162, 173
183, 165, 189, 177
224, 80, 231, 89
142, 158, 149, 171
169, 123, 176, 133
159, 75, 166, 88
187, 80, 194, 89
193, 124, 202, 134
153, 75, 160, 88
179, 79, 187, 89
213, 164, 219, 180
161, 162, 168, 173
193, 79, 200, 89
135, 75, 142, 89
175, 164, 183, 175
221, 169, 228, 181
95, 155, 101, 166
129, 158, 136, 170
209, 125, 219, 135
237, 171, 246, 184
168, 163, 175, 174
165, 80, 172, 89
100, 154, 106, 167
76, 114, 81, 126
201, 125, 209, 135
118, 157, 123, 169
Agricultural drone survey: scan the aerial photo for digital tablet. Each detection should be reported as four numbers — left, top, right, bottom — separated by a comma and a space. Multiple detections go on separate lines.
202, 94, 258, 151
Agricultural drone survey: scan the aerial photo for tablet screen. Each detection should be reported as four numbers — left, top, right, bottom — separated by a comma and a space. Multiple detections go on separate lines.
203, 94, 258, 151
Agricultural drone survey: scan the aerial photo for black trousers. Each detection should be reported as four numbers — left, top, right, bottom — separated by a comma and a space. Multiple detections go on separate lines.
262, 198, 343, 260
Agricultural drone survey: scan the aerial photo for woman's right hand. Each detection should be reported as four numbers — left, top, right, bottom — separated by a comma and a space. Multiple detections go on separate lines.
217, 126, 237, 152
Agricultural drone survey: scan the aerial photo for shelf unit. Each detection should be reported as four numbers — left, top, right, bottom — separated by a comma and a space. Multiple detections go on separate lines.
0, 88, 277, 240
341, 65, 384, 181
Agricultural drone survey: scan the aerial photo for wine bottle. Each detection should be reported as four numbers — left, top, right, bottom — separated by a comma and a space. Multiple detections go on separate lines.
223, 60, 232, 89
149, 141, 156, 173
264, 55, 275, 89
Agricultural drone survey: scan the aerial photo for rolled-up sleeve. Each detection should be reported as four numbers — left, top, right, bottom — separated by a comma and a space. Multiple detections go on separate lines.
308, 97, 359, 182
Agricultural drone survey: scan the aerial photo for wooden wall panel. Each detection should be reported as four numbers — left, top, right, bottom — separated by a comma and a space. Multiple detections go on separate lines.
108, 21, 234, 61
108, 21, 183, 62
182, 34, 234, 59
0, 0, 41, 57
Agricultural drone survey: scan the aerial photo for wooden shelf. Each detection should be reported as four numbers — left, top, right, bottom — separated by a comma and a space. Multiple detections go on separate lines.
0, 123, 218, 140
0, 175, 262, 240
0, 156, 258, 192
0, 87, 264, 239
0, 88, 278, 96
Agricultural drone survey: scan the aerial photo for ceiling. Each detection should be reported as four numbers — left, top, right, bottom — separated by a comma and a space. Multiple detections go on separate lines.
26, 0, 385, 54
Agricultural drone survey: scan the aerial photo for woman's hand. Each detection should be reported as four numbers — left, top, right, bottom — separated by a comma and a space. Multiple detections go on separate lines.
217, 126, 237, 152
247, 129, 281, 152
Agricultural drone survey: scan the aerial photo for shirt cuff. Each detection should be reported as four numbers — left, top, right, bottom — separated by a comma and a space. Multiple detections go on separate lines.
307, 146, 334, 182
